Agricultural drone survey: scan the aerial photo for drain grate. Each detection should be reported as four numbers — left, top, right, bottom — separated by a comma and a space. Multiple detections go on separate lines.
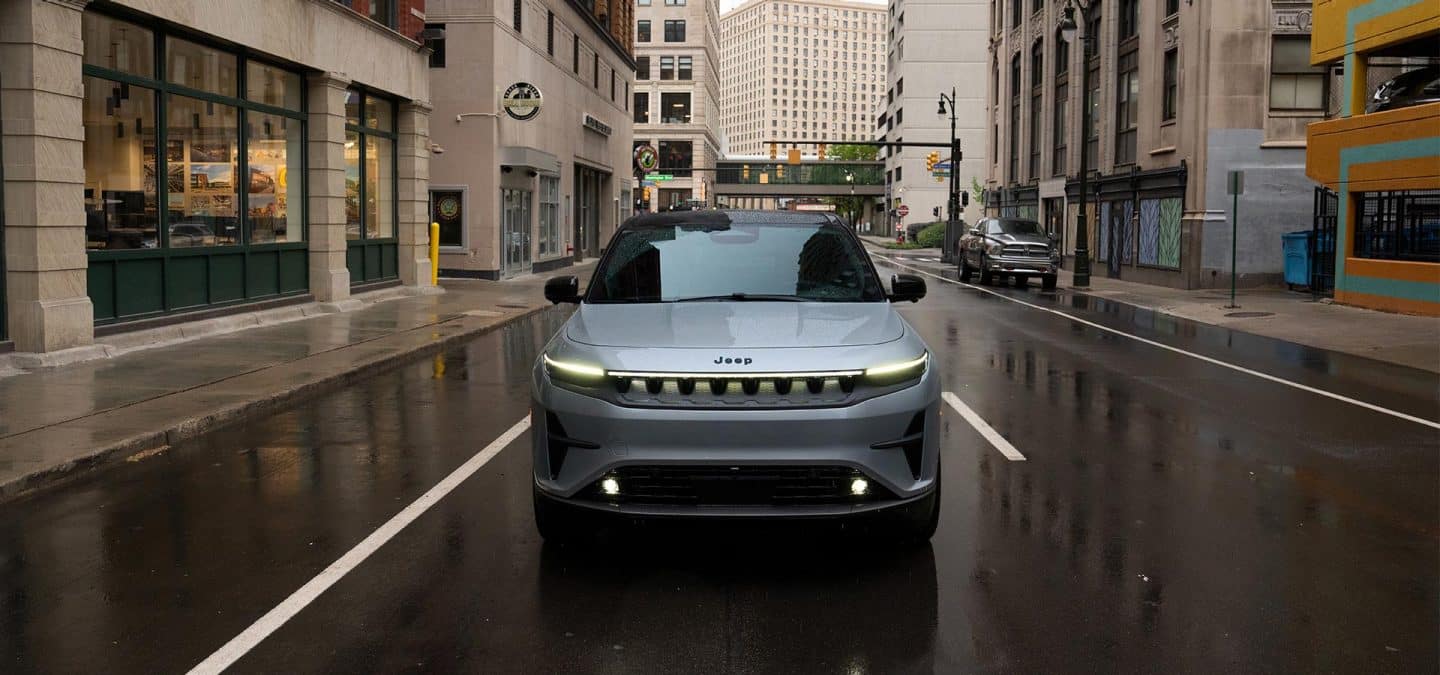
1224, 311, 1274, 318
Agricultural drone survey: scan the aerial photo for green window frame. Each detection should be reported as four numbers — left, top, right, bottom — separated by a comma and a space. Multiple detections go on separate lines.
81, 10, 309, 323
343, 88, 401, 285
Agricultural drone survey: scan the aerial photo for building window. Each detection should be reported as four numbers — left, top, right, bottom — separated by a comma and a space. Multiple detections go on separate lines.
538, 176, 561, 256
1054, 29, 1069, 76
1165, 0, 1179, 17
660, 56, 675, 80
369, 0, 395, 28
547, 11, 555, 55
678, 55, 693, 80
1270, 36, 1325, 111
661, 92, 692, 123
431, 189, 464, 247
665, 0, 686, 5
637, 20, 651, 42
1053, 81, 1068, 176
573, 36, 580, 73
894, 166, 903, 182
610, 70, 616, 100
593, 53, 599, 87
1010, 0, 1022, 27
426, 23, 446, 68
1009, 54, 1020, 182
664, 20, 686, 42
1354, 191, 1440, 263
345, 90, 397, 241
637, 56, 651, 79
658, 140, 693, 176
1030, 42, 1043, 181
1162, 49, 1178, 122
1118, 0, 1137, 41
635, 92, 650, 123
513, 0, 523, 31
1115, 50, 1138, 165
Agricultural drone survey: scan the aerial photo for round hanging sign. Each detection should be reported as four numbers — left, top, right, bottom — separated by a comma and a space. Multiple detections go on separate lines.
501, 82, 543, 121
634, 144, 659, 173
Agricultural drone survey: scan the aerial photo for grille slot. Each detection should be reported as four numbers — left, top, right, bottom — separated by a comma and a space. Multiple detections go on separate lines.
1001, 243, 1051, 258
593, 466, 891, 506
614, 375, 853, 407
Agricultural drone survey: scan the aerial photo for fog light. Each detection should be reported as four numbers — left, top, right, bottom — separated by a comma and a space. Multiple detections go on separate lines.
850, 478, 869, 496
600, 477, 621, 496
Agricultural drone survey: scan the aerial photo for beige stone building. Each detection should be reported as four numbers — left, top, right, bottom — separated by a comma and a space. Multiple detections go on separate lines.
632, 0, 721, 211
427, 0, 636, 276
985, 0, 1330, 288
719, 0, 886, 158
0, 0, 432, 354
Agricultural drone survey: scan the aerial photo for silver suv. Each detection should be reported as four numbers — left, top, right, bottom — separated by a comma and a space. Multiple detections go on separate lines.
531, 210, 941, 541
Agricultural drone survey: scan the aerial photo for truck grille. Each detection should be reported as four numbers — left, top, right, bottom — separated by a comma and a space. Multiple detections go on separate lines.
590, 466, 891, 506
1001, 243, 1051, 258
612, 374, 855, 407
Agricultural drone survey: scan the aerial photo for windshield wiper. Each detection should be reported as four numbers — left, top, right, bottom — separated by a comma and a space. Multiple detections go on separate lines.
673, 293, 810, 302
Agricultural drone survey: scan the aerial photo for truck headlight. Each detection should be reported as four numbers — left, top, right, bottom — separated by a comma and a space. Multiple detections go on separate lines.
986, 242, 1003, 256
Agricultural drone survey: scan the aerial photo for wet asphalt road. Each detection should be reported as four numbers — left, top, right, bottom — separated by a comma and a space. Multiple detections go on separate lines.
1, 255, 1437, 674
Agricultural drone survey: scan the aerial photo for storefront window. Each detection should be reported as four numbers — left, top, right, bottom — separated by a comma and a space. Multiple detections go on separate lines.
344, 89, 399, 242
166, 37, 238, 97
246, 111, 302, 243
246, 62, 303, 110
82, 76, 158, 250
431, 189, 465, 248
167, 94, 240, 247
82, 13, 153, 77
538, 176, 560, 256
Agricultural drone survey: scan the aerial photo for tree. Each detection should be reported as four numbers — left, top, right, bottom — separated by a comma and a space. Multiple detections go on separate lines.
828, 143, 879, 161
971, 177, 987, 206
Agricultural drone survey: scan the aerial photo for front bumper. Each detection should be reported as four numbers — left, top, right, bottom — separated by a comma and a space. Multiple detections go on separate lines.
986, 256, 1058, 275
531, 366, 941, 517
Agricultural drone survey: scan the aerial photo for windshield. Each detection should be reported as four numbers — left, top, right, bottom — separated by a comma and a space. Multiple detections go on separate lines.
988, 219, 1047, 237
588, 220, 886, 303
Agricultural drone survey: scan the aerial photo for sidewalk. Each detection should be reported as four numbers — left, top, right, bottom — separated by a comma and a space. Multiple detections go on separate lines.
861, 239, 1439, 374
0, 264, 591, 501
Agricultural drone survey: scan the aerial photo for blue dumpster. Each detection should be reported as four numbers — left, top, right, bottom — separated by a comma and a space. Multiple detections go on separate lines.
1282, 230, 1311, 289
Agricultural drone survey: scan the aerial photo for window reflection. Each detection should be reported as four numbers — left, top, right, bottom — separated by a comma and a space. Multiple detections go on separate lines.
345, 130, 361, 239
366, 135, 394, 238
168, 94, 240, 247
83, 76, 158, 250
246, 111, 302, 243
166, 37, 238, 97
81, 14, 153, 77
245, 61, 303, 110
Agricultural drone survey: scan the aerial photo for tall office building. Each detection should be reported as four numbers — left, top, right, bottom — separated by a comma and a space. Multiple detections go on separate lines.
633, 0, 723, 211
879, 0, 990, 234
720, 0, 886, 158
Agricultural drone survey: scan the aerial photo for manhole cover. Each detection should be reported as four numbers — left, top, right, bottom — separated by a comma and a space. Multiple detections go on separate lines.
1224, 311, 1274, 318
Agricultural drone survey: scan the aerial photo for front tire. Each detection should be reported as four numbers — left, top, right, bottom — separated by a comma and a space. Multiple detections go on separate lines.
958, 256, 973, 282
978, 258, 994, 285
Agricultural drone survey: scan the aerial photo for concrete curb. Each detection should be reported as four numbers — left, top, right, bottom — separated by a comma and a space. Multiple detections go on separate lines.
0, 301, 555, 504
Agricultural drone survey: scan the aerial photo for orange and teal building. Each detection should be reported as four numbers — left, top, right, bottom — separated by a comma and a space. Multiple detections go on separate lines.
1305, 0, 1440, 315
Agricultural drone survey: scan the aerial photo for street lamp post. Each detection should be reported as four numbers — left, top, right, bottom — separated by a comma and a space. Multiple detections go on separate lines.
937, 87, 961, 263
845, 171, 856, 230
1059, 1, 1093, 288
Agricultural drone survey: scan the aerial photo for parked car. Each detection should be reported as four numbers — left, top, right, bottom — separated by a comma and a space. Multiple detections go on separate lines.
956, 217, 1060, 289
533, 210, 941, 542
1368, 65, 1440, 114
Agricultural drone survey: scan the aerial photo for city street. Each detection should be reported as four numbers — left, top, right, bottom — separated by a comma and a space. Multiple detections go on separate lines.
1, 255, 1436, 674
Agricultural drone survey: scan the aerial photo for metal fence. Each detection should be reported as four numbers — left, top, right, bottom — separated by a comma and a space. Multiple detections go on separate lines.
1311, 187, 1338, 297
1353, 189, 1440, 264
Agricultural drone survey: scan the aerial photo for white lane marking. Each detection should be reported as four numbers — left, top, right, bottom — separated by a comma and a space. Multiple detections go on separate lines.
188, 415, 533, 674
873, 251, 1440, 431
943, 391, 1027, 461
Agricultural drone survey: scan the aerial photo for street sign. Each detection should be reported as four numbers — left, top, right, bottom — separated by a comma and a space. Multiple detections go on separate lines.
1227, 170, 1245, 195
634, 144, 658, 173
787, 148, 802, 165
897, 205, 910, 217
644, 173, 674, 182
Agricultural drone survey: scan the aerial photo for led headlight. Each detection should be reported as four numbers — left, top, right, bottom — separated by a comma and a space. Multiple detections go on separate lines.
543, 354, 606, 383
863, 351, 928, 384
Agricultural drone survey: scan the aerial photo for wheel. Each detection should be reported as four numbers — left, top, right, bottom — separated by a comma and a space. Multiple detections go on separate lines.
978, 258, 994, 285
1014, 275, 1029, 287
1042, 275, 1058, 290
533, 485, 581, 544
897, 460, 941, 542
958, 257, 973, 282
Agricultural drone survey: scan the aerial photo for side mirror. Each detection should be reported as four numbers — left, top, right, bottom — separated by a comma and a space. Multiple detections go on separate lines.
544, 276, 581, 304
889, 274, 927, 303
969, 228, 983, 236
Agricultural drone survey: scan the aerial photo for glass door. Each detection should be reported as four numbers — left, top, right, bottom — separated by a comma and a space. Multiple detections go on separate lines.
501, 188, 532, 277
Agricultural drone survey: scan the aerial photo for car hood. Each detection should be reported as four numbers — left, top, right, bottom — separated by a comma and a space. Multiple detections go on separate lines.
990, 232, 1050, 246
566, 302, 905, 349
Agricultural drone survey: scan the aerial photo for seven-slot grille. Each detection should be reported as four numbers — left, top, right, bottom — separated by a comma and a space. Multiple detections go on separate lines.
611, 373, 856, 407
1000, 243, 1052, 258
590, 466, 890, 506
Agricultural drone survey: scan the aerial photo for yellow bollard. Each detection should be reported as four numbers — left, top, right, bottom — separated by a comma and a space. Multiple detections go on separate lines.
429, 221, 440, 286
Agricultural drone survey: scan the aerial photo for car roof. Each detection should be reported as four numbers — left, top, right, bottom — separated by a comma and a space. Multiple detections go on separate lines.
620, 209, 842, 231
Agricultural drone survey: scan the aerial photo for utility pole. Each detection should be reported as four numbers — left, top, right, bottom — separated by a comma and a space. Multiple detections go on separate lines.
1060, 2, 1093, 288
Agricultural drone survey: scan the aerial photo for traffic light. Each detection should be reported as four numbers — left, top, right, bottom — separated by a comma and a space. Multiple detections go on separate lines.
776, 164, 785, 179
925, 151, 940, 172
643, 187, 651, 201
817, 143, 827, 161
933, 206, 941, 218
742, 164, 750, 181
769, 142, 778, 160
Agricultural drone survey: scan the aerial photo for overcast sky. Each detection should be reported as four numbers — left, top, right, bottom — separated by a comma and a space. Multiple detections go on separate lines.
720, 0, 885, 14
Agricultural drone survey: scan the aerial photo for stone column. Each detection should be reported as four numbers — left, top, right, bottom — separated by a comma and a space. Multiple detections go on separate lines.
306, 73, 352, 302
396, 100, 433, 287
0, 0, 94, 352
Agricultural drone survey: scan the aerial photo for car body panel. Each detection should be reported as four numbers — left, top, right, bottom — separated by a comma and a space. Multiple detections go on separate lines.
565, 302, 906, 349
